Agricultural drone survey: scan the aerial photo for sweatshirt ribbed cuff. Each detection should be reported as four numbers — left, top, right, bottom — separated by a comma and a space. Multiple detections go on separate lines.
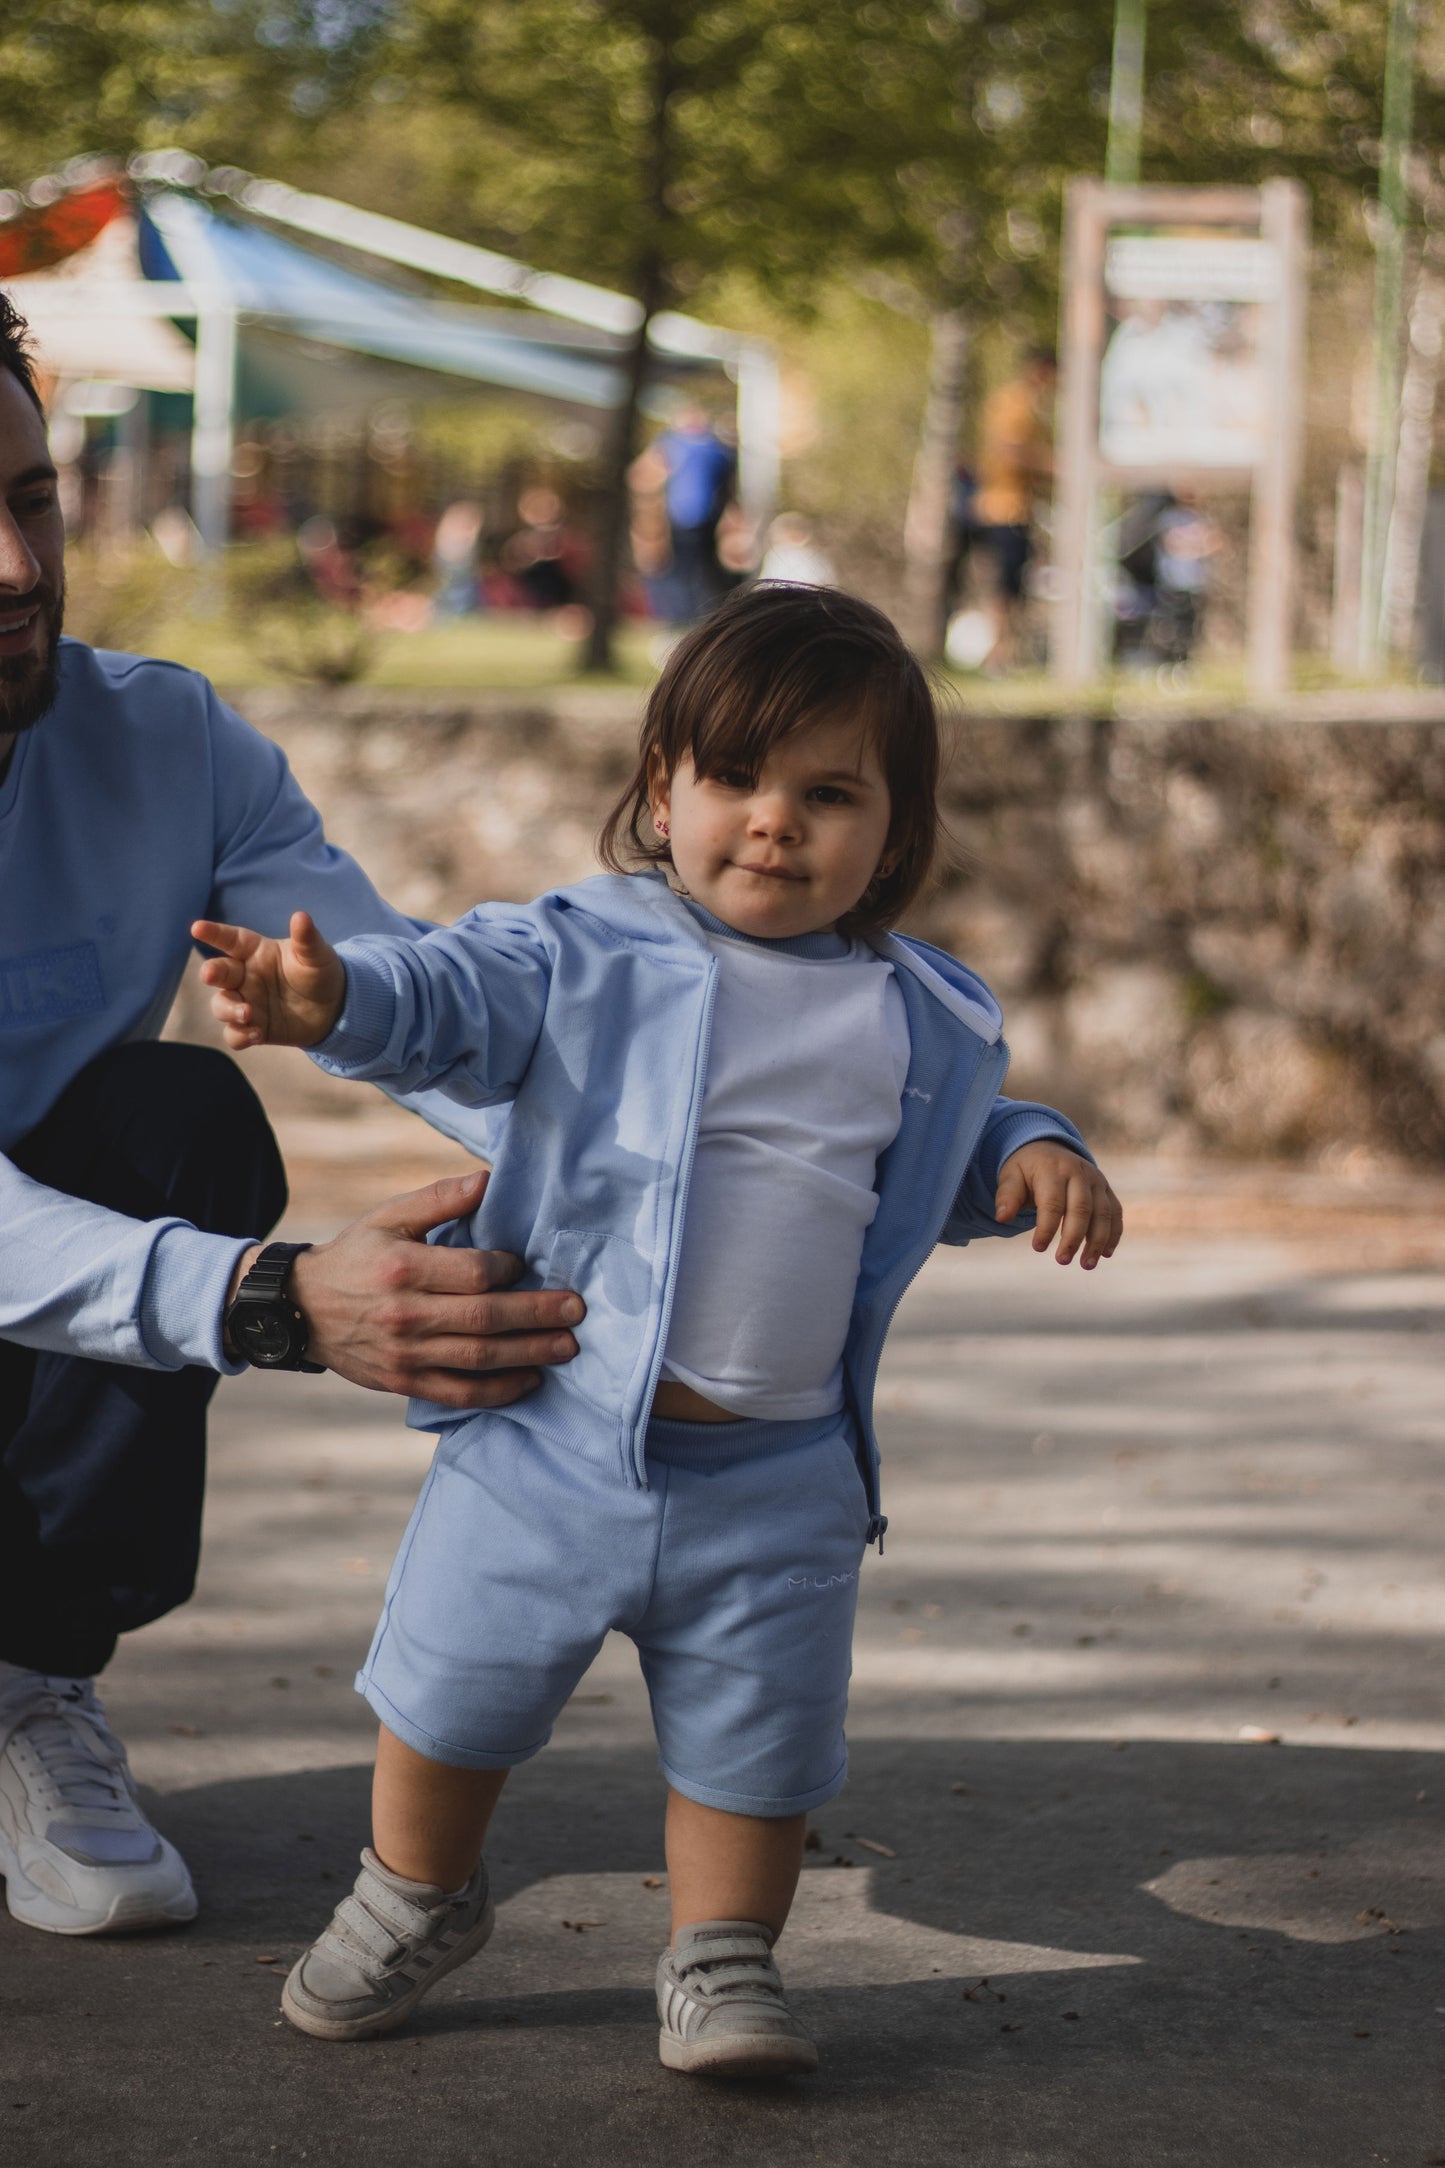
139, 1223, 256, 1374
310, 950, 398, 1073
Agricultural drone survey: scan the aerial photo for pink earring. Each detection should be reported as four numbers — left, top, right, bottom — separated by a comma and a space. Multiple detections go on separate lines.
655, 816, 669, 837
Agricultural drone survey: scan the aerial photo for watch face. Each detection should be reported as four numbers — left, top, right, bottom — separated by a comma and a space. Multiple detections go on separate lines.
236, 1309, 299, 1367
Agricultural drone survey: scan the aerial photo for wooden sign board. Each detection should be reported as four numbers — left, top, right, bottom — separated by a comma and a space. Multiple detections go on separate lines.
1049, 178, 1309, 697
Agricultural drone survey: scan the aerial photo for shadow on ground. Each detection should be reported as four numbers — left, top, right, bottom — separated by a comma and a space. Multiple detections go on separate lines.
3, 1739, 1442, 2167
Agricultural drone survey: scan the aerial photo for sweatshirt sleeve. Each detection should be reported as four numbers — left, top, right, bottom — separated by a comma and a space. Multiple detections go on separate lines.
940, 1094, 1095, 1246
0, 1151, 252, 1372
310, 908, 555, 1107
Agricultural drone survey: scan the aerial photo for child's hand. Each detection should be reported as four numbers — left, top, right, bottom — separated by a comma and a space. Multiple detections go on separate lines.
995, 1142, 1122, 1269
191, 911, 346, 1051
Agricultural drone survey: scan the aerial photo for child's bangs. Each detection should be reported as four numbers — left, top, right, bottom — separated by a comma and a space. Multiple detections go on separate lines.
685, 688, 882, 785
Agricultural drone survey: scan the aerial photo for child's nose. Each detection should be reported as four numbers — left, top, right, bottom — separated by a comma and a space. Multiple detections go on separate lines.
748, 792, 802, 837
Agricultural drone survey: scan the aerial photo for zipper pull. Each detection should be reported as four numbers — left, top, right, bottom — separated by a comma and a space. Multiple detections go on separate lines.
866, 1515, 888, 1553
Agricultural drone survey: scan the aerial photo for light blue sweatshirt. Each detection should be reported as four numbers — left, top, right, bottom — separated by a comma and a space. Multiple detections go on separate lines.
0, 640, 434, 1373
312, 872, 1090, 1528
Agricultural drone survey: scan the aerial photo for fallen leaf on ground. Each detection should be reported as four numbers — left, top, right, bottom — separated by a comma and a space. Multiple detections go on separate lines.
167, 1724, 202, 1737
855, 1838, 897, 1859
641, 1877, 664, 1889
1237, 1726, 1281, 1744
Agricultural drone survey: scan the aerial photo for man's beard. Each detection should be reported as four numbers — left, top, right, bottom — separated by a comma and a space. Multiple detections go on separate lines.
0, 577, 65, 736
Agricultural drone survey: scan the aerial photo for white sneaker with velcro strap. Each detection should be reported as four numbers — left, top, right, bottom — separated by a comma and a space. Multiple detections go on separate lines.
656, 1918, 818, 2076
0, 1664, 196, 1935
281, 1847, 495, 2041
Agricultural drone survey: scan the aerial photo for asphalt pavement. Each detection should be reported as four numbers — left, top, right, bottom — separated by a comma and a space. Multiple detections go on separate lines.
4, 1155, 1444, 2168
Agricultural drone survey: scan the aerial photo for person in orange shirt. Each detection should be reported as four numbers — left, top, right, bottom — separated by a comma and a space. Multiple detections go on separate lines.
972, 349, 1056, 671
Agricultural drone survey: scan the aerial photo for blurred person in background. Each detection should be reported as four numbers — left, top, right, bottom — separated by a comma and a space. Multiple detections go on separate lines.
431, 500, 484, 618
0, 292, 585, 1944
498, 486, 581, 613
972, 349, 1056, 672
632, 403, 736, 624
759, 513, 835, 588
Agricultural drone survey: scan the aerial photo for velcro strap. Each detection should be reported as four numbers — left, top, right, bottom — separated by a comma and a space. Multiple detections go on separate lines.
333, 1892, 406, 1965
689, 1957, 783, 2001
354, 1871, 434, 1938
678, 1931, 773, 1971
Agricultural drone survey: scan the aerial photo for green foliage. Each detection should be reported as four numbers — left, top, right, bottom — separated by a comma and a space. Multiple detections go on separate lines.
61, 537, 192, 652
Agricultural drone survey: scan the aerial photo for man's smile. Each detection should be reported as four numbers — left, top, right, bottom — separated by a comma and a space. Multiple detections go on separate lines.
0, 597, 41, 656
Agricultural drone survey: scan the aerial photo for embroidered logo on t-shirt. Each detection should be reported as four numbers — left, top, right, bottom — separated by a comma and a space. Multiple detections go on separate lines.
0, 941, 105, 1027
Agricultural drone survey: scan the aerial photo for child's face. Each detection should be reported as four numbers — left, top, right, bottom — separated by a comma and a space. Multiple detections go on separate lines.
651, 714, 894, 939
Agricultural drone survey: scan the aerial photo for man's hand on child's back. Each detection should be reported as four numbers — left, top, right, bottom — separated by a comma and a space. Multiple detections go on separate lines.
994, 1143, 1122, 1270
192, 911, 346, 1050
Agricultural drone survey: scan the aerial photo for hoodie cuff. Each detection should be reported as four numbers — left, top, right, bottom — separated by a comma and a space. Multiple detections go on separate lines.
139, 1224, 257, 1375
310, 952, 397, 1074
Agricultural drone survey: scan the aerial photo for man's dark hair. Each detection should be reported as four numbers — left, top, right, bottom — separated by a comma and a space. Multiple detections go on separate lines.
0, 290, 44, 412
598, 583, 942, 930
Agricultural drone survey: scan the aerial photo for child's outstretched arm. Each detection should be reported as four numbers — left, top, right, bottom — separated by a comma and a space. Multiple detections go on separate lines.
192, 911, 345, 1050
994, 1141, 1121, 1271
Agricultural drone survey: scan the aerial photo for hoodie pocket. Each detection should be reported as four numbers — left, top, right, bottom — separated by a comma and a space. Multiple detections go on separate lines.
542, 1227, 653, 1418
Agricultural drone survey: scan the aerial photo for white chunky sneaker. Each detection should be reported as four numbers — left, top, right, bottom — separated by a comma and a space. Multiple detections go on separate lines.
0, 1665, 196, 1935
282, 1848, 495, 2041
657, 1919, 818, 2076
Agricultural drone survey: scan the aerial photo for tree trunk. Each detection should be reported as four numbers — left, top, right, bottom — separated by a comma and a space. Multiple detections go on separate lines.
584, 32, 675, 675
584, 259, 665, 673
1383, 240, 1445, 659
900, 307, 970, 658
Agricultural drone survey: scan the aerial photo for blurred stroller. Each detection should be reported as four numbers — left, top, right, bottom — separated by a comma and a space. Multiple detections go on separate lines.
1112, 492, 1222, 669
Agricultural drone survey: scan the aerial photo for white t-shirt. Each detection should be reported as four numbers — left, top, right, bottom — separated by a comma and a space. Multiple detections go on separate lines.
659, 918, 911, 1419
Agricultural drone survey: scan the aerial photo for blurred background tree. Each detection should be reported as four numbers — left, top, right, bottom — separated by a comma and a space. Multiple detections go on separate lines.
4, 0, 1445, 669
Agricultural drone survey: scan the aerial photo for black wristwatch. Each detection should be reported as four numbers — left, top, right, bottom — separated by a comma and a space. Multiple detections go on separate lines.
225, 1241, 324, 1373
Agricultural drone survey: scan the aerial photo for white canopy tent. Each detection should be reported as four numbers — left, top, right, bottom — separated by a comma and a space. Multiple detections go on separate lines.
2, 152, 780, 552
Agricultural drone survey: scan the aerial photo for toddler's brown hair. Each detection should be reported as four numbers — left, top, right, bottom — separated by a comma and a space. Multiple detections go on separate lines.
598, 583, 941, 928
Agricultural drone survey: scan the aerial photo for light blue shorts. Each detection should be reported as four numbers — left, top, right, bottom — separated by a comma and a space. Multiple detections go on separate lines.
355, 1407, 871, 1817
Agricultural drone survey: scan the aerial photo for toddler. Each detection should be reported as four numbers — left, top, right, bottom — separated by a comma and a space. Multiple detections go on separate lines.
195, 584, 1120, 2076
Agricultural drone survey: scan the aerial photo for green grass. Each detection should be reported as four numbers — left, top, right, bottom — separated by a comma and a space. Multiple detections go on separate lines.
142, 612, 663, 693
135, 608, 1434, 709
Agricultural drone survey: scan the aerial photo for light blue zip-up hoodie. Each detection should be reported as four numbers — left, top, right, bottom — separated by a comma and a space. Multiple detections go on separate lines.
313, 870, 1089, 1533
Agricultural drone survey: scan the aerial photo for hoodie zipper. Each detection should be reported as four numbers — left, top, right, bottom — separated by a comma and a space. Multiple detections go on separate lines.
626, 953, 719, 1486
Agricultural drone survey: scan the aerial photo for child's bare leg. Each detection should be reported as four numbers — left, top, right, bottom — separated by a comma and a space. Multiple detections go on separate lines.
664, 1787, 806, 1942
372, 1724, 509, 1888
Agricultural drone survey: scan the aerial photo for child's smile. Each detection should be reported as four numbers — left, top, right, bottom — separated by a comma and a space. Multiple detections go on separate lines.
652, 715, 895, 940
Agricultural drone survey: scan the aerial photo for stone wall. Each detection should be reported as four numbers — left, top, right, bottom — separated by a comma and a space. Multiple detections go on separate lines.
227, 688, 1445, 1164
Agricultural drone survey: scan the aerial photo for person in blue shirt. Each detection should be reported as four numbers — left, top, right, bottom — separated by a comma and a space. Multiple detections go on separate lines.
199, 583, 1122, 2076
650, 403, 736, 622
0, 292, 584, 1945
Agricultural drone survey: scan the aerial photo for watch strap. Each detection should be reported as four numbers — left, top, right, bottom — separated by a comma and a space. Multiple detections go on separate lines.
233, 1240, 313, 1302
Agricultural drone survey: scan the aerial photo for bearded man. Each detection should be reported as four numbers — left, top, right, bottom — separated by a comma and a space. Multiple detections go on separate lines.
0, 293, 583, 1936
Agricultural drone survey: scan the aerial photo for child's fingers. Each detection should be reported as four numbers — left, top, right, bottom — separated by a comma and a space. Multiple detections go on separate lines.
191, 918, 256, 958
198, 954, 245, 992
289, 909, 332, 960
994, 1161, 1029, 1224
1053, 1173, 1096, 1263
1078, 1180, 1125, 1270
1030, 1177, 1067, 1253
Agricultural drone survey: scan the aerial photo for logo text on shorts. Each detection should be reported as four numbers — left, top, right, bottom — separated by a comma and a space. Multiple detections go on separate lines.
788, 1572, 856, 1592
0, 942, 105, 1027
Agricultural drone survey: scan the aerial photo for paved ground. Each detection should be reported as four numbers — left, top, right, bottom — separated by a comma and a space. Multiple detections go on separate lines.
4, 1132, 1445, 2167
